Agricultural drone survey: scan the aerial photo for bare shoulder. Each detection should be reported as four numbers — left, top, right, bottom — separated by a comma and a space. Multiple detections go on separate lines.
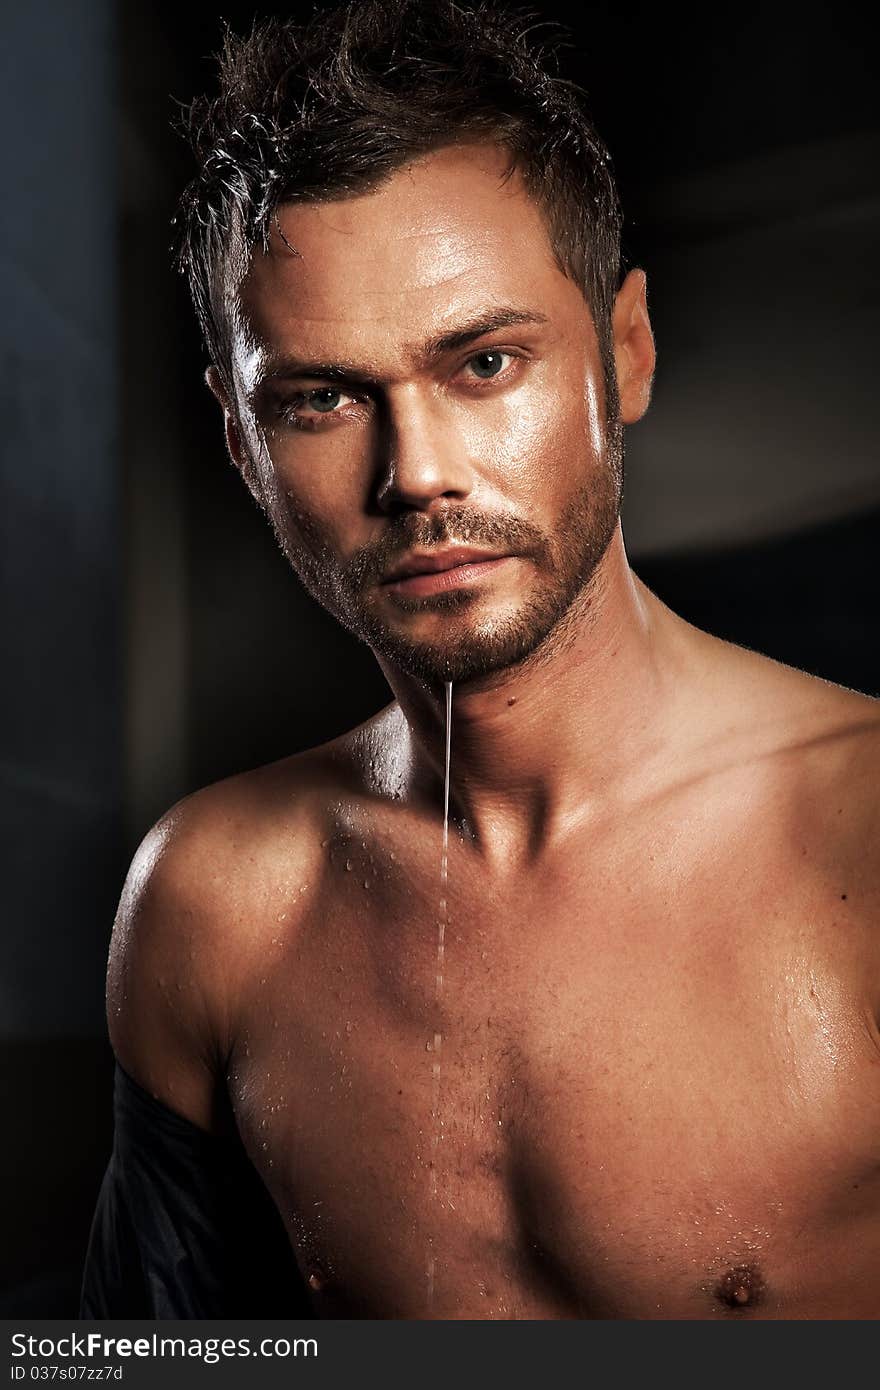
107, 716, 386, 1129
680, 615, 880, 762
728, 638, 880, 799
688, 623, 880, 888
786, 675, 880, 893
754, 662, 880, 1000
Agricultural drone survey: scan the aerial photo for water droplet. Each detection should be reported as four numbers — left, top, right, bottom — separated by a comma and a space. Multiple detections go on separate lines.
345, 859, 352, 871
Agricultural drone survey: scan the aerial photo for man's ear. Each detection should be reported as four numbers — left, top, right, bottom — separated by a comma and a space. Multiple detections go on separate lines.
611, 269, 656, 425
204, 365, 258, 491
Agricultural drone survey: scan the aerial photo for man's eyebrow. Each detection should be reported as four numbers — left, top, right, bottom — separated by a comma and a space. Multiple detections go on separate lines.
250, 360, 378, 398
418, 306, 550, 361
250, 306, 550, 397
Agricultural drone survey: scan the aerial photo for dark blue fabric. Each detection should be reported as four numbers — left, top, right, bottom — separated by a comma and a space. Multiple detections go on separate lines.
80, 1063, 313, 1318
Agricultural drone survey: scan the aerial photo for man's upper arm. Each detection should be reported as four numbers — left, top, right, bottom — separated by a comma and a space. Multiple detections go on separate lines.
107, 800, 232, 1133
85, 788, 314, 1318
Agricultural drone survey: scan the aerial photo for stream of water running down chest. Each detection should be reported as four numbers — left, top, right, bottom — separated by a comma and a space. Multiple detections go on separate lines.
426, 679, 452, 1309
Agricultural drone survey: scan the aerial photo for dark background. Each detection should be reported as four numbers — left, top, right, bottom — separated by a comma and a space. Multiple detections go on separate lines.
1, 0, 877, 1314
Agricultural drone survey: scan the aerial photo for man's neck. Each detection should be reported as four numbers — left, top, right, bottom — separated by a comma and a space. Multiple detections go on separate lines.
380, 529, 690, 866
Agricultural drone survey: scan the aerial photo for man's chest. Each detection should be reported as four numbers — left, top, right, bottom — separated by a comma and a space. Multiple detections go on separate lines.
227, 858, 880, 1317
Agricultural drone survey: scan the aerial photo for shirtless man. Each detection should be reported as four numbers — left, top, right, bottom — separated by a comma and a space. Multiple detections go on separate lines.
90, 0, 880, 1319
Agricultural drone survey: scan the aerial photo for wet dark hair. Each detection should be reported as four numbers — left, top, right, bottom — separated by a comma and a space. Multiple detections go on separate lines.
173, 0, 624, 412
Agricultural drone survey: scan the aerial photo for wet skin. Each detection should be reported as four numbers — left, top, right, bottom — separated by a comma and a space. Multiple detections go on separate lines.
109, 146, 880, 1318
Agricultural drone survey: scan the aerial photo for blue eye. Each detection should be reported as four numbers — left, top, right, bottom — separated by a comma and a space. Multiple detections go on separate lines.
466, 350, 508, 380
276, 384, 360, 428
308, 387, 345, 413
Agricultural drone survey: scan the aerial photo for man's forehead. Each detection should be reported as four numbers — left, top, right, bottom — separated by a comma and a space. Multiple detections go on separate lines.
228, 143, 572, 382
249, 141, 547, 268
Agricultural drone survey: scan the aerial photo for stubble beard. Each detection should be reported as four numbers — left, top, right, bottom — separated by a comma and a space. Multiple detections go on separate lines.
269, 418, 624, 689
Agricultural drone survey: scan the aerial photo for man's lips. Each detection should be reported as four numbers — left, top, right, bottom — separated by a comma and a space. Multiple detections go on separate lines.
380, 547, 515, 597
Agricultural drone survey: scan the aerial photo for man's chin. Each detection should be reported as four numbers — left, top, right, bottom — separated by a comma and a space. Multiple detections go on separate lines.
356, 601, 571, 688
372, 638, 532, 688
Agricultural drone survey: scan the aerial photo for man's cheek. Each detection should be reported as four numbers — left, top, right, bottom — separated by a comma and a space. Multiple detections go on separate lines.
476, 398, 589, 501
274, 484, 336, 552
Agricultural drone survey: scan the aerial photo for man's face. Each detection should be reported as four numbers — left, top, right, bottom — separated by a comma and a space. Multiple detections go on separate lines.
224, 144, 631, 686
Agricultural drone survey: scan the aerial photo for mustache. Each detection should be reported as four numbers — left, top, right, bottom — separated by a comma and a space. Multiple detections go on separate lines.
342, 508, 550, 588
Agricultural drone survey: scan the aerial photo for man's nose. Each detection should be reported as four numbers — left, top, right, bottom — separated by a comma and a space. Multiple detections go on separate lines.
375, 388, 474, 514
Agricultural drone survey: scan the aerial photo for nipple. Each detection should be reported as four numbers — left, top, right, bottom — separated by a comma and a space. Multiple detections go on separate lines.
715, 1264, 764, 1309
